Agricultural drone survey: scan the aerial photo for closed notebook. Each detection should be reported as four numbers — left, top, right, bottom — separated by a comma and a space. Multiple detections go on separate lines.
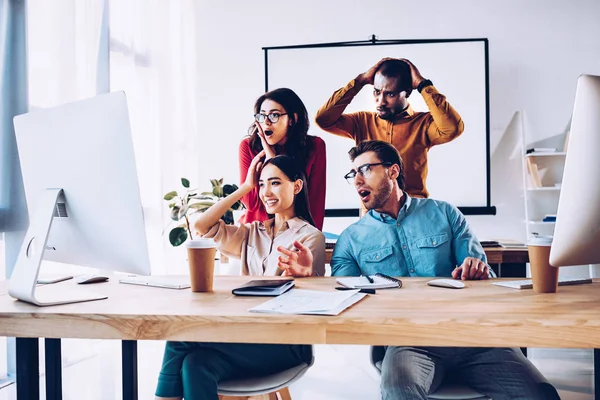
336, 273, 402, 289
232, 278, 295, 296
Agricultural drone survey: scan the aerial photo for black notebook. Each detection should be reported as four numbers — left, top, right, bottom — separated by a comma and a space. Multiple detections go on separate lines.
232, 278, 295, 296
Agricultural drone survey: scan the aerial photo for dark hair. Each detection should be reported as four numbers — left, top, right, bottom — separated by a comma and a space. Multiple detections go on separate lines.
262, 155, 315, 227
249, 88, 311, 164
377, 60, 413, 95
348, 140, 405, 190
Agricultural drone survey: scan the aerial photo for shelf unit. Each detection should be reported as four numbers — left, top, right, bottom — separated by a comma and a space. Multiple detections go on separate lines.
522, 150, 566, 238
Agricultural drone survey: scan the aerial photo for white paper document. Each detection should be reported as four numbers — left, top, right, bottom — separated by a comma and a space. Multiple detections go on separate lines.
249, 289, 367, 316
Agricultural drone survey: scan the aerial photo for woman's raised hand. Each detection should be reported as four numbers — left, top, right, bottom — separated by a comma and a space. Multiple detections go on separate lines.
243, 150, 265, 190
254, 122, 277, 160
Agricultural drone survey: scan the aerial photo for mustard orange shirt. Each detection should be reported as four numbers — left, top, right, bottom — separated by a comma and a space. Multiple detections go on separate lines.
315, 79, 464, 198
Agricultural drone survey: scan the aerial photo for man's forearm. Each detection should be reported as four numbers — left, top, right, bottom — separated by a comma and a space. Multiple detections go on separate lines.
314, 78, 365, 131
421, 85, 464, 140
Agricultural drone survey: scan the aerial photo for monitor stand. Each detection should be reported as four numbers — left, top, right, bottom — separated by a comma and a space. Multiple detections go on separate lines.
8, 188, 108, 306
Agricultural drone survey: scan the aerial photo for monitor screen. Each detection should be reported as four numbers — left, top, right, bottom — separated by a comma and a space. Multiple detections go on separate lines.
13, 92, 151, 275
550, 75, 600, 267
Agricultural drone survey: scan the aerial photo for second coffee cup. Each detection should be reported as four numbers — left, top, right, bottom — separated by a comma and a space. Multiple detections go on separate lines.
528, 236, 559, 293
187, 239, 217, 292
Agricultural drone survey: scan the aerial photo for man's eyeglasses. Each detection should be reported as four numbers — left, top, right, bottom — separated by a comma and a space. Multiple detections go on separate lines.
344, 162, 392, 184
254, 112, 288, 124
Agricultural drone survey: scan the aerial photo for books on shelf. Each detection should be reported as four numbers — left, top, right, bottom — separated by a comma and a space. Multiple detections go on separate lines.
526, 147, 556, 154
526, 157, 543, 188
480, 240, 500, 248
232, 278, 295, 296
481, 239, 526, 249
249, 289, 367, 315
336, 273, 402, 289
498, 240, 527, 249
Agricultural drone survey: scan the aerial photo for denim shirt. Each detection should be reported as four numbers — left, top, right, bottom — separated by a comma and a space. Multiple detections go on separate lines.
331, 194, 487, 277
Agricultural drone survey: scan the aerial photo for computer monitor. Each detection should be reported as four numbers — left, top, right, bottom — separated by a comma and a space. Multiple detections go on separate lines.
8, 91, 151, 306
550, 75, 600, 267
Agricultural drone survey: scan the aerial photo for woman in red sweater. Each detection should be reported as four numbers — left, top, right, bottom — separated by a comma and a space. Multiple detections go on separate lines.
239, 88, 326, 230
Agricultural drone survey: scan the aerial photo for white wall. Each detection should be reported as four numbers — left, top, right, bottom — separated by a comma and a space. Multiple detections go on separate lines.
192, 0, 600, 241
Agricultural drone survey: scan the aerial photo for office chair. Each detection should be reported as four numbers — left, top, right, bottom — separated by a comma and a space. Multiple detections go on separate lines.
370, 346, 489, 400
218, 347, 314, 400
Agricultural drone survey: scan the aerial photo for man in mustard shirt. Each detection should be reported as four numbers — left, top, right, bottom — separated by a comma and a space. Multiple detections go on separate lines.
315, 58, 464, 198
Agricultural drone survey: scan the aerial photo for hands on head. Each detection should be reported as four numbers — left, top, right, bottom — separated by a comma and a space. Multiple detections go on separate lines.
252, 122, 277, 160
359, 57, 425, 90
276, 240, 314, 277
451, 257, 490, 281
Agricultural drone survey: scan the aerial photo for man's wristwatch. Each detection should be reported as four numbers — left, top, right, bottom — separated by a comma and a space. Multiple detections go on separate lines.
417, 79, 433, 93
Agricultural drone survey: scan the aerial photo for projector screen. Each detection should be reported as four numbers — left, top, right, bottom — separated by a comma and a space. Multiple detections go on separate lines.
264, 39, 493, 215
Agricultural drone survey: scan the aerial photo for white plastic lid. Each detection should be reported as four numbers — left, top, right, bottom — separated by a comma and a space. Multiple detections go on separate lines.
527, 235, 553, 246
186, 238, 216, 249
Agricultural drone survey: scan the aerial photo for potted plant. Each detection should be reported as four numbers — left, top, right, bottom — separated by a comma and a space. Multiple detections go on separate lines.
163, 178, 244, 250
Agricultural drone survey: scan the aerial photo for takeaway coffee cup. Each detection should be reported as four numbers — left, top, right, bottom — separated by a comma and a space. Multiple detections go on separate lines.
528, 235, 558, 293
187, 239, 217, 292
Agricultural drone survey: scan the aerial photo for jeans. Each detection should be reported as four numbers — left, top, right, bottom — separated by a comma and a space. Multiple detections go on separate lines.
380, 346, 560, 400
155, 341, 311, 400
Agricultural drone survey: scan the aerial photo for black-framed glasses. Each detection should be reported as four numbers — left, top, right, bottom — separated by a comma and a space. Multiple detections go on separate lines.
254, 112, 288, 123
344, 162, 392, 184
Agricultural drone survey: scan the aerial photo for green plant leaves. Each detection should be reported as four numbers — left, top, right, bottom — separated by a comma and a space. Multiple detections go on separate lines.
163, 191, 178, 201
189, 201, 214, 211
164, 177, 243, 247
170, 205, 188, 221
222, 184, 238, 196
169, 227, 188, 246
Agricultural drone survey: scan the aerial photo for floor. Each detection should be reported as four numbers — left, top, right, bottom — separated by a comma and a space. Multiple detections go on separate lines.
0, 341, 594, 399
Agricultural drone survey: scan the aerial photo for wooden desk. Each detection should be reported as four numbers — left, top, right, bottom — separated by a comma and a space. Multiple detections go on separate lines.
1, 277, 598, 399
325, 246, 529, 277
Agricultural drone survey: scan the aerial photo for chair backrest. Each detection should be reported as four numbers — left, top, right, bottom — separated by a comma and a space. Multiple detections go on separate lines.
371, 345, 386, 371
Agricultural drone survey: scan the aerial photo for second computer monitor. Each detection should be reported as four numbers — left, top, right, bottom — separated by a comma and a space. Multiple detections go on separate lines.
550, 75, 600, 267
13, 91, 151, 276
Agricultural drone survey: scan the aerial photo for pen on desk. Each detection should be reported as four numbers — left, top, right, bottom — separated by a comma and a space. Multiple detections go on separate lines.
362, 274, 374, 283
335, 287, 376, 294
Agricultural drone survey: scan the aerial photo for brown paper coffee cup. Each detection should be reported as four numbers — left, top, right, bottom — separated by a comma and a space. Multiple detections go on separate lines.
528, 236, 558, 293
187, 239, 216, 292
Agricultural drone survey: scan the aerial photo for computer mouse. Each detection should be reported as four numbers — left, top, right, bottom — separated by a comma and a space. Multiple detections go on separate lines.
427, 278, 465, 289
75, 274, 109, 284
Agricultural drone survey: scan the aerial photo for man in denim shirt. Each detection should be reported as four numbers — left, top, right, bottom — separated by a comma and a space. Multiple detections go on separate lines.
331, 140, 559, 400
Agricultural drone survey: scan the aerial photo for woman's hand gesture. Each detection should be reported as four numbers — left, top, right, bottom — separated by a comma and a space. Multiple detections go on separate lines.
253, 122, 277, 160
277, 241, 314, 277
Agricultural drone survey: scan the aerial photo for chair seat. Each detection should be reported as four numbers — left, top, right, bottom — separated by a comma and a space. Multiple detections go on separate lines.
218, 362, 311, 396
374, 360, 488, 400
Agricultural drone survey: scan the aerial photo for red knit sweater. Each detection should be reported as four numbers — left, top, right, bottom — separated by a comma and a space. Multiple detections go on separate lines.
238, 136, 326, 230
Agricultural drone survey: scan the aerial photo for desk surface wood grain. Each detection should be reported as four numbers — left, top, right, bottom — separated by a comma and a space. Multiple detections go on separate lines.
0, 277, 597, 348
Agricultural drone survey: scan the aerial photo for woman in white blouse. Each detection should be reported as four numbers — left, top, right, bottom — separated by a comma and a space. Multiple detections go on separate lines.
155, 152, 325, 400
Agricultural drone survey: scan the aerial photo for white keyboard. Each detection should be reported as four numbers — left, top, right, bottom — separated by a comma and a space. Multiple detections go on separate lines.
493, 277, 593, 290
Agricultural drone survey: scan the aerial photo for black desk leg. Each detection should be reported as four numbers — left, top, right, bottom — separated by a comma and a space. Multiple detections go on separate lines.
45, 338, 62, 400
595, 348, 599, 400
16, 338, 39, 400
122, 340, 138, 400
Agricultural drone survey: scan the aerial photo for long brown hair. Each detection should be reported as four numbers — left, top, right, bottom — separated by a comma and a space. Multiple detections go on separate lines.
262, 155, 315, 227
249, 88, 311, 165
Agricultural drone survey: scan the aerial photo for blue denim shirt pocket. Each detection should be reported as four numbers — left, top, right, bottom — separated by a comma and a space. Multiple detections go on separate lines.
414, 233, 451, 276
358, 246, 395, 276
